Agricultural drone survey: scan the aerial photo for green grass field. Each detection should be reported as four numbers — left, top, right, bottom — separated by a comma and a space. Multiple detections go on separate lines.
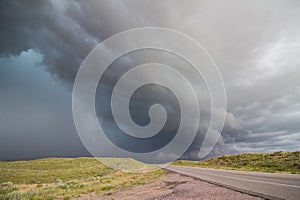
173, 151, 300, 174
2, 152, 299, 199
0, 157, 163, 200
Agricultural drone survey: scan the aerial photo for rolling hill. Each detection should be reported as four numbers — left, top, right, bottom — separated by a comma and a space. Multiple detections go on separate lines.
173, 151, 300, 174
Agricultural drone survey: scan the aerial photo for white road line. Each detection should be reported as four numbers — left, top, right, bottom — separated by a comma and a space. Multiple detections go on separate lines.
172, 167, 300, 188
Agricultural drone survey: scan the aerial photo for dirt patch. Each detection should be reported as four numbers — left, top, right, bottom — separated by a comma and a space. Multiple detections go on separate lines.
75, 172, 263, 200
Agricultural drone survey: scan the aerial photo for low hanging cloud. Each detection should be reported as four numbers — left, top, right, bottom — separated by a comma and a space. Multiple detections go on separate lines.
0, 0, 300, 160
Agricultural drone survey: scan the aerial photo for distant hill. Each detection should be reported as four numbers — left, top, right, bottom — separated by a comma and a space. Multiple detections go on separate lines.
173, 151, 300, 174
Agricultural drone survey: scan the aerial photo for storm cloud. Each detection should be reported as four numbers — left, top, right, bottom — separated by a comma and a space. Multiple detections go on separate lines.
0, 0, 300, 160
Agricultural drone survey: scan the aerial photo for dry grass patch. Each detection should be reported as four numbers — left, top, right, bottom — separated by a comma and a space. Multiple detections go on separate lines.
0, 157, 164, 200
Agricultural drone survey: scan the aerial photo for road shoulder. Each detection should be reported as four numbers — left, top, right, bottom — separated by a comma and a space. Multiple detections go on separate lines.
75, 172, 263, 200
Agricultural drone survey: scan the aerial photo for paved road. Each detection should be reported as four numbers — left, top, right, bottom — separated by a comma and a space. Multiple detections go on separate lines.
166, 165, 300, 200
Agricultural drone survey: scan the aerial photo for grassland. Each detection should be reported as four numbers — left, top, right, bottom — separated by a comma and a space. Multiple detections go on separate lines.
0, 157, 163, 200
173, 151, 300, 174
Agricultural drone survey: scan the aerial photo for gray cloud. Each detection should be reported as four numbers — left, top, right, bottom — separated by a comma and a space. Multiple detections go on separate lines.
0, 50, 89, 160
0, 0, 300, 160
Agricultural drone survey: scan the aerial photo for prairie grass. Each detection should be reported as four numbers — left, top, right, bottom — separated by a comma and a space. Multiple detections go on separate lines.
0, 157, 163, 200
173, 151, 300, 174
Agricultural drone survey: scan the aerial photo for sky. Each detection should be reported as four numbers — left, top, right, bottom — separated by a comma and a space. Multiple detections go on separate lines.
0, 0, 300, 161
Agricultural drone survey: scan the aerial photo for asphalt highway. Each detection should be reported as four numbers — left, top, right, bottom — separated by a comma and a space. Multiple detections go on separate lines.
166, 165, 300, 200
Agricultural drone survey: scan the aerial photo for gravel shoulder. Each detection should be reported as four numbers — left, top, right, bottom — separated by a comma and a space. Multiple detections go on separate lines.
76, 172, 263, 200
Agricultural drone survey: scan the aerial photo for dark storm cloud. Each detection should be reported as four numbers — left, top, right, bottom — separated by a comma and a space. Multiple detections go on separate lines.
0, 0, 300, 160
0, 50, 90, 160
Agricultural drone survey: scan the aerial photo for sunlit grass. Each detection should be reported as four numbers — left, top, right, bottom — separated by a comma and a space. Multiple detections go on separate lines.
0, 157, 164, 200
173, 151, 300, 174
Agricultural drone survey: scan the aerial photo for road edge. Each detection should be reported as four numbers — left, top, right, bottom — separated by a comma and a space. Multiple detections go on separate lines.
164, 167, 283, 200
